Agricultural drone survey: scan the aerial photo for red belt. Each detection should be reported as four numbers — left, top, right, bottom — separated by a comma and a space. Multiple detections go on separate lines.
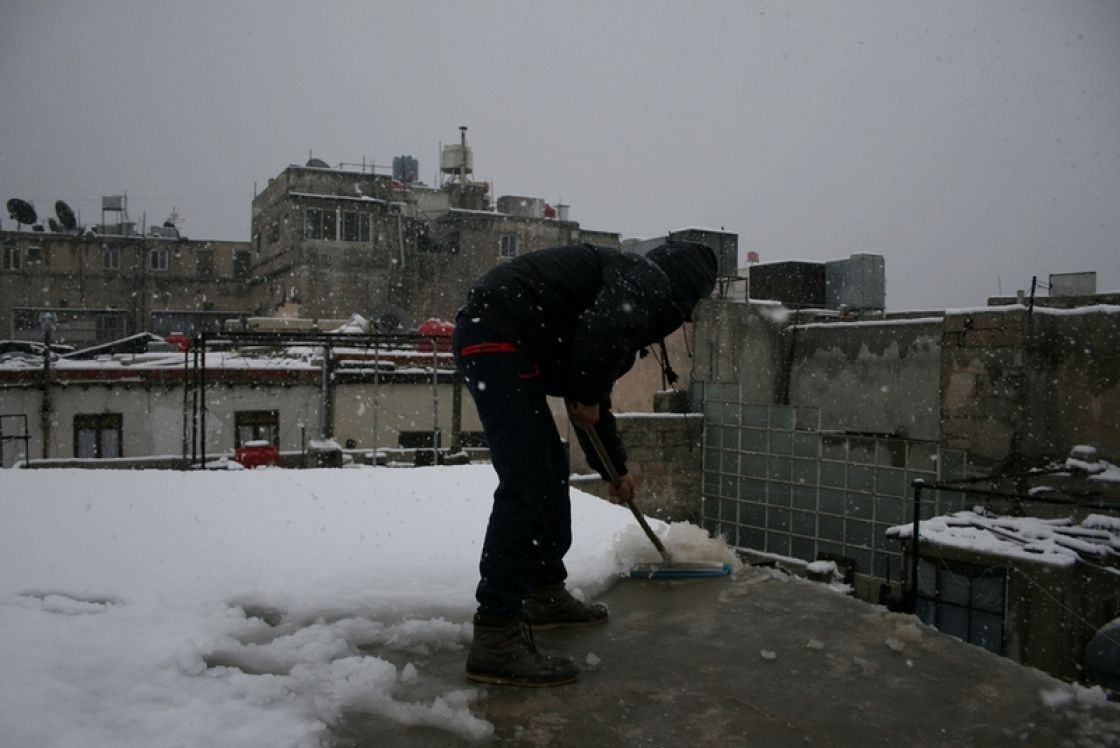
459, 342, 520, 356
459, 341, 540, 379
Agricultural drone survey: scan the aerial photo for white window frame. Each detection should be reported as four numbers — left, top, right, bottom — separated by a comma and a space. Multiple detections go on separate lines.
149, 248, 169, 271
2, 244, 20, 270
342, 211, 371, 243
102, 245, 120, 271
499, 234, 518, 259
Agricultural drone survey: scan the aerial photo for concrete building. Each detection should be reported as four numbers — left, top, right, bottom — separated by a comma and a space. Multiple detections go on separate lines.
3, 131, 620, 348
247, 139, 619, 330
0, 335, 480, 468
0, 227, 253, 347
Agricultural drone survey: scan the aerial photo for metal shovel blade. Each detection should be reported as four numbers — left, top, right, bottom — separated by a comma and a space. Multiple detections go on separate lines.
628, 561, 732, 580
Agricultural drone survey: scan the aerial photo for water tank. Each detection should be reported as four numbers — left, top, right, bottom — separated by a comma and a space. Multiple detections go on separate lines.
497, 195, 544, 218
393, 155, 420, 183
825, 254, 886, 310
440, 144, 473, 175
1085, 618, 1120, 690
749, 262, 826, 307
1050, 272, 1097, 297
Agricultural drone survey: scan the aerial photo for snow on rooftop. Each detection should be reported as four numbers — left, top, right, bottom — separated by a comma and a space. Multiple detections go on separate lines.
0, 466, 739, 746
944, 303, 1120, 316
792, 316, 943, 330
887, 509, 1120, 568
288, 191, 387, 204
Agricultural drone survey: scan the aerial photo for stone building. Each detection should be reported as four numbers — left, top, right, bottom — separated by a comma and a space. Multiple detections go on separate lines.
1, 227, 253, 347
246, 155, 619, 330
3, 133, 622, 347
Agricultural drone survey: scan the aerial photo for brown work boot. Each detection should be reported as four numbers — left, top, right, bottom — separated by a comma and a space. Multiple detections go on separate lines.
465, 614, 580, 687
524, 584, 609, 630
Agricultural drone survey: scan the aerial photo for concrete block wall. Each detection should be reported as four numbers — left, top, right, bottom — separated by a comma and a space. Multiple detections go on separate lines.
941, 305, 1120, 469
570, 413, 705, 523
940, 308, 1028, 467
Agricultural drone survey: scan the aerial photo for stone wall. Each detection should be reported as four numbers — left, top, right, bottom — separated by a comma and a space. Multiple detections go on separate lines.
570, 413, 705, 522
0, 231, 252, 345
941, 305, 1120, 469
940, 307, 1029, 467
788, 318, 942, 439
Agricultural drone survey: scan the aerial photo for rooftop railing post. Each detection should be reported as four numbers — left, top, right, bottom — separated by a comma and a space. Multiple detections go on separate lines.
909, 479, 925, 615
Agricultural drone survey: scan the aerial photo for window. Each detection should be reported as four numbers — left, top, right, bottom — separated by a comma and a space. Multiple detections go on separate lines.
74, 413, 123, 459
2, 243, 20, 270
499, 234, 518, 259
234, 251, 252, 279
399, 430, 441, 449
304, 208, 336, 240
342, 211, 371, 242
102, 245, 120, 270
235, 410, 279, 448
26, 245, 43, 264
305, 208, 322, 239
196, 250, 214, 277
13, 309, 37, 331
916, 558, 1006, 655
95, 313, 126, 343
149, 248, 168, 271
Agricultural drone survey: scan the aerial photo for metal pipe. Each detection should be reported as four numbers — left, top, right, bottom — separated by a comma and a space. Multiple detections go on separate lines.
190, 339, 199, 466
909, 479, 925, 615
320, 343, 333, 438
181, 344, 189, 466
199, 332, 207, 467
372, 340, 380, 466
39, 325, 52, 459
431, 340, 439, 464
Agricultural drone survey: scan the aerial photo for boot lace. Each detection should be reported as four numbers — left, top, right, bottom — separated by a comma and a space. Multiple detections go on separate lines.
518, 619, 540, 653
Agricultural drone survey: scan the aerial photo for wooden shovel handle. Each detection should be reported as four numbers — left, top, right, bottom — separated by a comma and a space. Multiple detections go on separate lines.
580, 425, 673, 564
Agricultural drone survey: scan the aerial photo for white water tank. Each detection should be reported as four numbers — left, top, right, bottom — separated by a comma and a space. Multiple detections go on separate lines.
440, 145, 473, 175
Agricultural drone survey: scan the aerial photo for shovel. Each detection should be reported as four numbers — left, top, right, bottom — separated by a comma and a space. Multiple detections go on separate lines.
580, 424, 731, 579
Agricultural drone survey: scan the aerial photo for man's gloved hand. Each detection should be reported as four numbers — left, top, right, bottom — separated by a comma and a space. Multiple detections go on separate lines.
568, 400, 600, 429
609, 472, 636, 503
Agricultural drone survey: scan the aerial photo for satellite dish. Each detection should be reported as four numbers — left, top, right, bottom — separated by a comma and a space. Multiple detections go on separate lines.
7, 198, 37, 225
48, 218, 61, 232
55, 200, 77, 231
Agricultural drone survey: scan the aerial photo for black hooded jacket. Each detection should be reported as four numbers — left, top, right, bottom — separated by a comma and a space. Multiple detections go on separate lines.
457, 242, 717, 479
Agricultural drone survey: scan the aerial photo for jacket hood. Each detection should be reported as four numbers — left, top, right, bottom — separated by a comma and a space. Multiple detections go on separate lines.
645, 242, 719, 320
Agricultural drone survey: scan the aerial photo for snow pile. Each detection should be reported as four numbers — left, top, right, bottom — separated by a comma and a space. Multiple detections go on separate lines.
0, 465, 702, 746
332, 313, 370, 334
610, 519, 741, 574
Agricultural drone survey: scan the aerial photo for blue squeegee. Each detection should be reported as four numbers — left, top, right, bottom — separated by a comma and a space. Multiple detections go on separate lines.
581, 426, 731, 580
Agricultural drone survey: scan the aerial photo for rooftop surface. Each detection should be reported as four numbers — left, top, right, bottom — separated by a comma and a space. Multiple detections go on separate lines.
339, 566, 1120, 747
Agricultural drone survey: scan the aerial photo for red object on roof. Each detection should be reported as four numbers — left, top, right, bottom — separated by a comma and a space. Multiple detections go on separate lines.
235, 442, 280, 469
417, 318, 455, 337
166, 333, 191, 352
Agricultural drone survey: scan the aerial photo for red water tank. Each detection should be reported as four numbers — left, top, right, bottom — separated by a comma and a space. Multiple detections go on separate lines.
235, 441, 280, 469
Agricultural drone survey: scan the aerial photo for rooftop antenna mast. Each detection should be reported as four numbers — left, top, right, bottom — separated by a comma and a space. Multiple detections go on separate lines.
458, 126, 468, 202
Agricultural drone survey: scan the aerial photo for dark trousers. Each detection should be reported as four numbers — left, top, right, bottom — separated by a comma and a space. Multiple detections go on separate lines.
453, 318, 571, 618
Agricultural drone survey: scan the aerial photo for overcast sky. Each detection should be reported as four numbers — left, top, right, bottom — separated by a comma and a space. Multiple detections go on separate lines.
2, 0, 1117, 310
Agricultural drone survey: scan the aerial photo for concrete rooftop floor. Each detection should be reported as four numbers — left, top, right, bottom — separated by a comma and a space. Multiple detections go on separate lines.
338, 566, 1120, 747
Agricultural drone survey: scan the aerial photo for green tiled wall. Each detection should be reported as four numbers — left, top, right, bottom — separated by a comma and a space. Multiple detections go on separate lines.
702, 403, 969, 583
